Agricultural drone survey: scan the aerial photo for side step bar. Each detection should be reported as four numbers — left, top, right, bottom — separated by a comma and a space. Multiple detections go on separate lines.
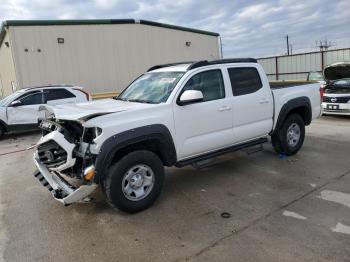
175, 137, 268, 167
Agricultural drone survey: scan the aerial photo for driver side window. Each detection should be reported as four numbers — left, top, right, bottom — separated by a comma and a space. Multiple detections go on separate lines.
182, 69, 225, 102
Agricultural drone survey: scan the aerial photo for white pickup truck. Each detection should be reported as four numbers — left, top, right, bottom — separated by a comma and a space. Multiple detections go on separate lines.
33, 58, 321, 213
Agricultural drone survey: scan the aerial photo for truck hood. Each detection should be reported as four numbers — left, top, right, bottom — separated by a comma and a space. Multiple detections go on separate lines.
324, 62, 350, 81
39, 98, 150, 121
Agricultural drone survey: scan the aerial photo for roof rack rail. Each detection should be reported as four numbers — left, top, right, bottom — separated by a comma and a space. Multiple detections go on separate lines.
25, 84, 73, 90
187, 58, 257, 70
147, 61, 194, 72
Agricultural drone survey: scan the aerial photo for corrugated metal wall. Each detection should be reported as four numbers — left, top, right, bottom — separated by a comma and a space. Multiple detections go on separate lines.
258, 48, 350, 81
0, 29, 18, 97
9, 24, 219, 93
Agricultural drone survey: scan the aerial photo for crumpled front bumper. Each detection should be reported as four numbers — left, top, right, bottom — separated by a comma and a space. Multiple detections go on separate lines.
34, 154, 98, 205
33, 129, 97, 205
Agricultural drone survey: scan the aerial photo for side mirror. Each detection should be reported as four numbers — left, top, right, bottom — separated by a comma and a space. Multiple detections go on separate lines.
178, 90, 204, 106
10, 100, 22, 107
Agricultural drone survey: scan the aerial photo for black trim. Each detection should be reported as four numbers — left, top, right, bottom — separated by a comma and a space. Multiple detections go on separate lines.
273, 96, 312, 133
7, 123, 39, 132
147, 58, 258, 73
94, 124, 177, 183
175, 137, 268, 167
188, 58, 257, 70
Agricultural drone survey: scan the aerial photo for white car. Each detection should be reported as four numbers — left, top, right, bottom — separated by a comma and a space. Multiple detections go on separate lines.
322, 62, 350, 115
0, 85, 91, 138
33, 59, 321, 213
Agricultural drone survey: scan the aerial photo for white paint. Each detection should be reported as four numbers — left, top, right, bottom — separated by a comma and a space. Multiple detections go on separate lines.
309, 183, 317, 188
318, 190, 350, 208
331, 222, 350, 235
282, 210, 307, 220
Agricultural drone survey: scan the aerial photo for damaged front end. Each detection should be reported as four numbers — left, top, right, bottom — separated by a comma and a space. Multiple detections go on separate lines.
33, 107, 104, 205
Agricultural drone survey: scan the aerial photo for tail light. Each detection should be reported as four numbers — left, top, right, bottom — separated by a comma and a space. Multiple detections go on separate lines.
73, 88, 91, 101
319, 84, 324, 103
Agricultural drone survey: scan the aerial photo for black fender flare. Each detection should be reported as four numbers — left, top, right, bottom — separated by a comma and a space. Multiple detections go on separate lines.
94, 124, 177, 183
273, 96, 312, 133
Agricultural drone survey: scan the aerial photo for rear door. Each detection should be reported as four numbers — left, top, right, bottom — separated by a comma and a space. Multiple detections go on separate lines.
7, 90, 44, 125
227, 66, 273, 143
173, 68, 234, 159
44, 88, 77, 106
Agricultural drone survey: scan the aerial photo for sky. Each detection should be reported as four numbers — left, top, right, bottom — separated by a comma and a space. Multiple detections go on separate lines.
0, 0, 349, 58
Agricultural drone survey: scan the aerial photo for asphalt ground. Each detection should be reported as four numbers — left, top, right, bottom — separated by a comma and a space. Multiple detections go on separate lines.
0, 116, 349, 262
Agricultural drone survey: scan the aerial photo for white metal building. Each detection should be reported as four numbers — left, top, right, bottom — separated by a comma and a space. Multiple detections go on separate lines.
0, 19, 220, 97
258, 48, 350, 81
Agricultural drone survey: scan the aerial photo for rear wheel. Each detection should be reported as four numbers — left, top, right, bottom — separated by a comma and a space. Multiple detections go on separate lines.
271, 114, 305, 156
102, 150, 165, 213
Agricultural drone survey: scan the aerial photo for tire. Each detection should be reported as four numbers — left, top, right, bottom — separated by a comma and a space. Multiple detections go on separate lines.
271, 114, 305, 156
0, 124, 5, 140
102, 150, 165, 213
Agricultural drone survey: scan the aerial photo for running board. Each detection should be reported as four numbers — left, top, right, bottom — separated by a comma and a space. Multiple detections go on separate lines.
175, 137, 268, 167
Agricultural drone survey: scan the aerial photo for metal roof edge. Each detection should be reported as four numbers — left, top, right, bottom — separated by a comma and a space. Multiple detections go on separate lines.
0, 19, 219, 46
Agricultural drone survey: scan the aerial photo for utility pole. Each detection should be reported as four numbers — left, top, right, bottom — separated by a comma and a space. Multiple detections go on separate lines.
285, 35, 290, 55
316, 39, 332, 51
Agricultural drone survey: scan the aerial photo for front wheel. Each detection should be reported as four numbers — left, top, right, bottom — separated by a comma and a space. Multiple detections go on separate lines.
102, 150, 165, 213
271, 114, 305, 156
0, 125, 5, 140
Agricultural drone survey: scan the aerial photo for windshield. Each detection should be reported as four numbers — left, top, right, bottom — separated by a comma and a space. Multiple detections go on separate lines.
0, 91, 22, 107
117, 72, 185, 104
308, 72, 324, 81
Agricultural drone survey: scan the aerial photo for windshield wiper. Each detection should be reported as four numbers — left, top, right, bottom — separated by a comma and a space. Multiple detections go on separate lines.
114, 97, 127, 101
114, 97, 156, 104
127, 99, 156, 104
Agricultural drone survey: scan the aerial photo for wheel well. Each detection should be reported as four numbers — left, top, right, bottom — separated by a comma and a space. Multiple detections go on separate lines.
286, 106, 311, 126
109, 139, 171, 168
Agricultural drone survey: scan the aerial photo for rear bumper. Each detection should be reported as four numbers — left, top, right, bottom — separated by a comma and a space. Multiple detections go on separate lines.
34, 153, 97, 205
322, 102, 350, 115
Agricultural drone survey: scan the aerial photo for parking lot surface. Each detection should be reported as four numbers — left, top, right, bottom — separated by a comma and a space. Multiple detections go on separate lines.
0, 116, 350, 262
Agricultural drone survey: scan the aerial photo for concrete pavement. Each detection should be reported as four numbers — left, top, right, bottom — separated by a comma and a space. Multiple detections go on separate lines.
0, 116, 349, 262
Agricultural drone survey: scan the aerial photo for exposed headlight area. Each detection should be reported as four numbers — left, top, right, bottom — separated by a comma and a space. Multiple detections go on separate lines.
83, 127, 102, 143
37, 119, 101, 183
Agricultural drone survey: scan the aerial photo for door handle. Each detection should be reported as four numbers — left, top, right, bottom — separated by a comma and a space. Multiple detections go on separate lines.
259, 98, 269, 104
218, 106, 232, 112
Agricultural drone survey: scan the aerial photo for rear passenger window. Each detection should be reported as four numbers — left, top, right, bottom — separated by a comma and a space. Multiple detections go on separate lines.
46, 89, 75, 101
182, 69, 225, 102
228, 67, 262, 96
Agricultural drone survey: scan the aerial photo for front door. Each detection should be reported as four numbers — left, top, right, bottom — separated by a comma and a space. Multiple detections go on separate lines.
7, 90, 44, 125
173, 69, 233, 160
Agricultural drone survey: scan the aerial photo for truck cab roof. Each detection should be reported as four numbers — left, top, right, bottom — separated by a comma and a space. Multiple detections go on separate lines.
148, 58, 258, 73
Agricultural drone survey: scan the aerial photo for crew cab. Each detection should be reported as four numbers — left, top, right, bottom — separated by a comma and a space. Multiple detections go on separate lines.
33, 59, 321, 213
0, 85, 91, 138
322, 62, 350, 115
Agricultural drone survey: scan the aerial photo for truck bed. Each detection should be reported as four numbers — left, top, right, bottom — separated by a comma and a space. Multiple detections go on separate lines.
271, 82, 321, 130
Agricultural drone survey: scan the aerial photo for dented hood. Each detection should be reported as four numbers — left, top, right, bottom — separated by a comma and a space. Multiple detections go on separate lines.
39, 98, 148, 121
324, 62, 350, 81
